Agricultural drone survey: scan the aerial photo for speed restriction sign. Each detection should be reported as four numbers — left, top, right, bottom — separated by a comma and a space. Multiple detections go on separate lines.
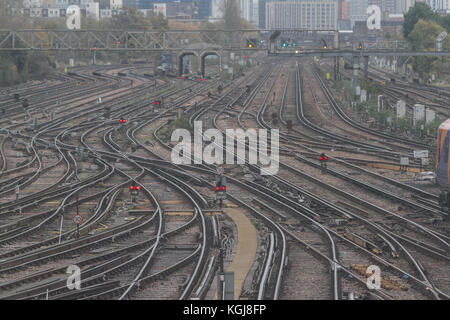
73, 214, 83, 224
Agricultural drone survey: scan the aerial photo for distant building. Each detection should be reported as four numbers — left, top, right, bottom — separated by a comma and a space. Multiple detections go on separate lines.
45, 8, 61, 17
8, 0, 215, 20
42, 0, 57, 8
365, 1, 426, 15
80, 0, 90, 9
259, 0, 267, 28
340, 0, 348, 19
239, 0, 259, 26
55, 0, 69, 8
123, 0, 138, 8
348, 0, 368, 27
265, 0, 338, 30
383, 0, 398, 13
398, 0, 415, 13
211, 0, 221, 19
338, 19, 351, 30
390, 0, 450, 13
30, 7, 43, 16
97, 0, 109, 9
23, 0, 43, 8
137, 0, 211, 19
381, 17, 404, 34
198, 0, 212, 19
426, 0, 450, 10
110, 0, 123, 9
86, 1, 99, 19
353, 17, 403, 37
153, 3, 167, 16
100, 8, 112, 17
11, 8, 25, 15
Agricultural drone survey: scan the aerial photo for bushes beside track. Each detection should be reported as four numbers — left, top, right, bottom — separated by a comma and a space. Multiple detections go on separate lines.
157, 114, 192, 142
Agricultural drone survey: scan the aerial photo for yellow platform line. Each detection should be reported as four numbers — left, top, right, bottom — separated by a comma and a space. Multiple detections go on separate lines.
220, 206, 258, 300
367, 163, 423, 173
160, 200, 184, 205
163, 210, 223, 216
164, 211, 194, 216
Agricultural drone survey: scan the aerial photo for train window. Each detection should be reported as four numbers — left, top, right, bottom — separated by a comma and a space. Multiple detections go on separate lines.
444, 136, 449, 163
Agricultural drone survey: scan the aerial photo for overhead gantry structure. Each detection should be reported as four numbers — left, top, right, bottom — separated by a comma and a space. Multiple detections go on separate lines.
0, 28, 448, 79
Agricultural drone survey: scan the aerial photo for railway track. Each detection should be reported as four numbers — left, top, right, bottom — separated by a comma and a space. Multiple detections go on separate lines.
0, 58, 448, 300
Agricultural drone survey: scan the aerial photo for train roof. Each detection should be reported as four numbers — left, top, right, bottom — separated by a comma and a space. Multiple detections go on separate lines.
439, 119, 450, 130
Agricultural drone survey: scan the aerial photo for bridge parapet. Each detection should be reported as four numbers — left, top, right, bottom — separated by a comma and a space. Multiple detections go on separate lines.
0, 29, 337, 51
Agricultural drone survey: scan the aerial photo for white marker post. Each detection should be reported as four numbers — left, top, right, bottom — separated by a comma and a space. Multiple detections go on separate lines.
400, 156, 409, 173
414, 150, 429, 172
59, 215, 64, 244
73, 214, 83, 238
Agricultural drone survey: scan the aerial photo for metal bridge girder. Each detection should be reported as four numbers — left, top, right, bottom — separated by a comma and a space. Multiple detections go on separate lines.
0, 29, 338, 51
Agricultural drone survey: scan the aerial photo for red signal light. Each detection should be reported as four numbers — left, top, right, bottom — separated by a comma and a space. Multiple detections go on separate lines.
129, 186, 134, 190
244, 56, 247, 59
215, 186, 220, 191
93, 46, 97, 51
136, 185, 141, 190
324, 156, 328, 161
117, 41, 121, 45
222, 186, 226, 191
180, 76, 184, 79
200, 78, 204, 82
319, 157, 323, 161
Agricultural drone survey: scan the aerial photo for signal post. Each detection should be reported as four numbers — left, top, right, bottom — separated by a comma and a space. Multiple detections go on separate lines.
215, 168, 227, 208
319, 153, 328, 173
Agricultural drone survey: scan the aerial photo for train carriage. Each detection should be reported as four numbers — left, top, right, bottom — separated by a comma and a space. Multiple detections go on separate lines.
436, 119, 450, 188
436, 119, 450, 210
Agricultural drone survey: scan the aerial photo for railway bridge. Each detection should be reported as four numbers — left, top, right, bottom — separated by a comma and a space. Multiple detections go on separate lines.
0, 28, 449, 78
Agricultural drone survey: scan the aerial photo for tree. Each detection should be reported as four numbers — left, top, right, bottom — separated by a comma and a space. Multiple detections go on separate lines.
150, 12, 169, 30
220, 0, 241, 30
408, 19, 450, 77
408, 19, 448, 50
403, 2, 438, 39
441, 14, 450, 33
240, 18, 256, 30
110, 7, 152, 30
